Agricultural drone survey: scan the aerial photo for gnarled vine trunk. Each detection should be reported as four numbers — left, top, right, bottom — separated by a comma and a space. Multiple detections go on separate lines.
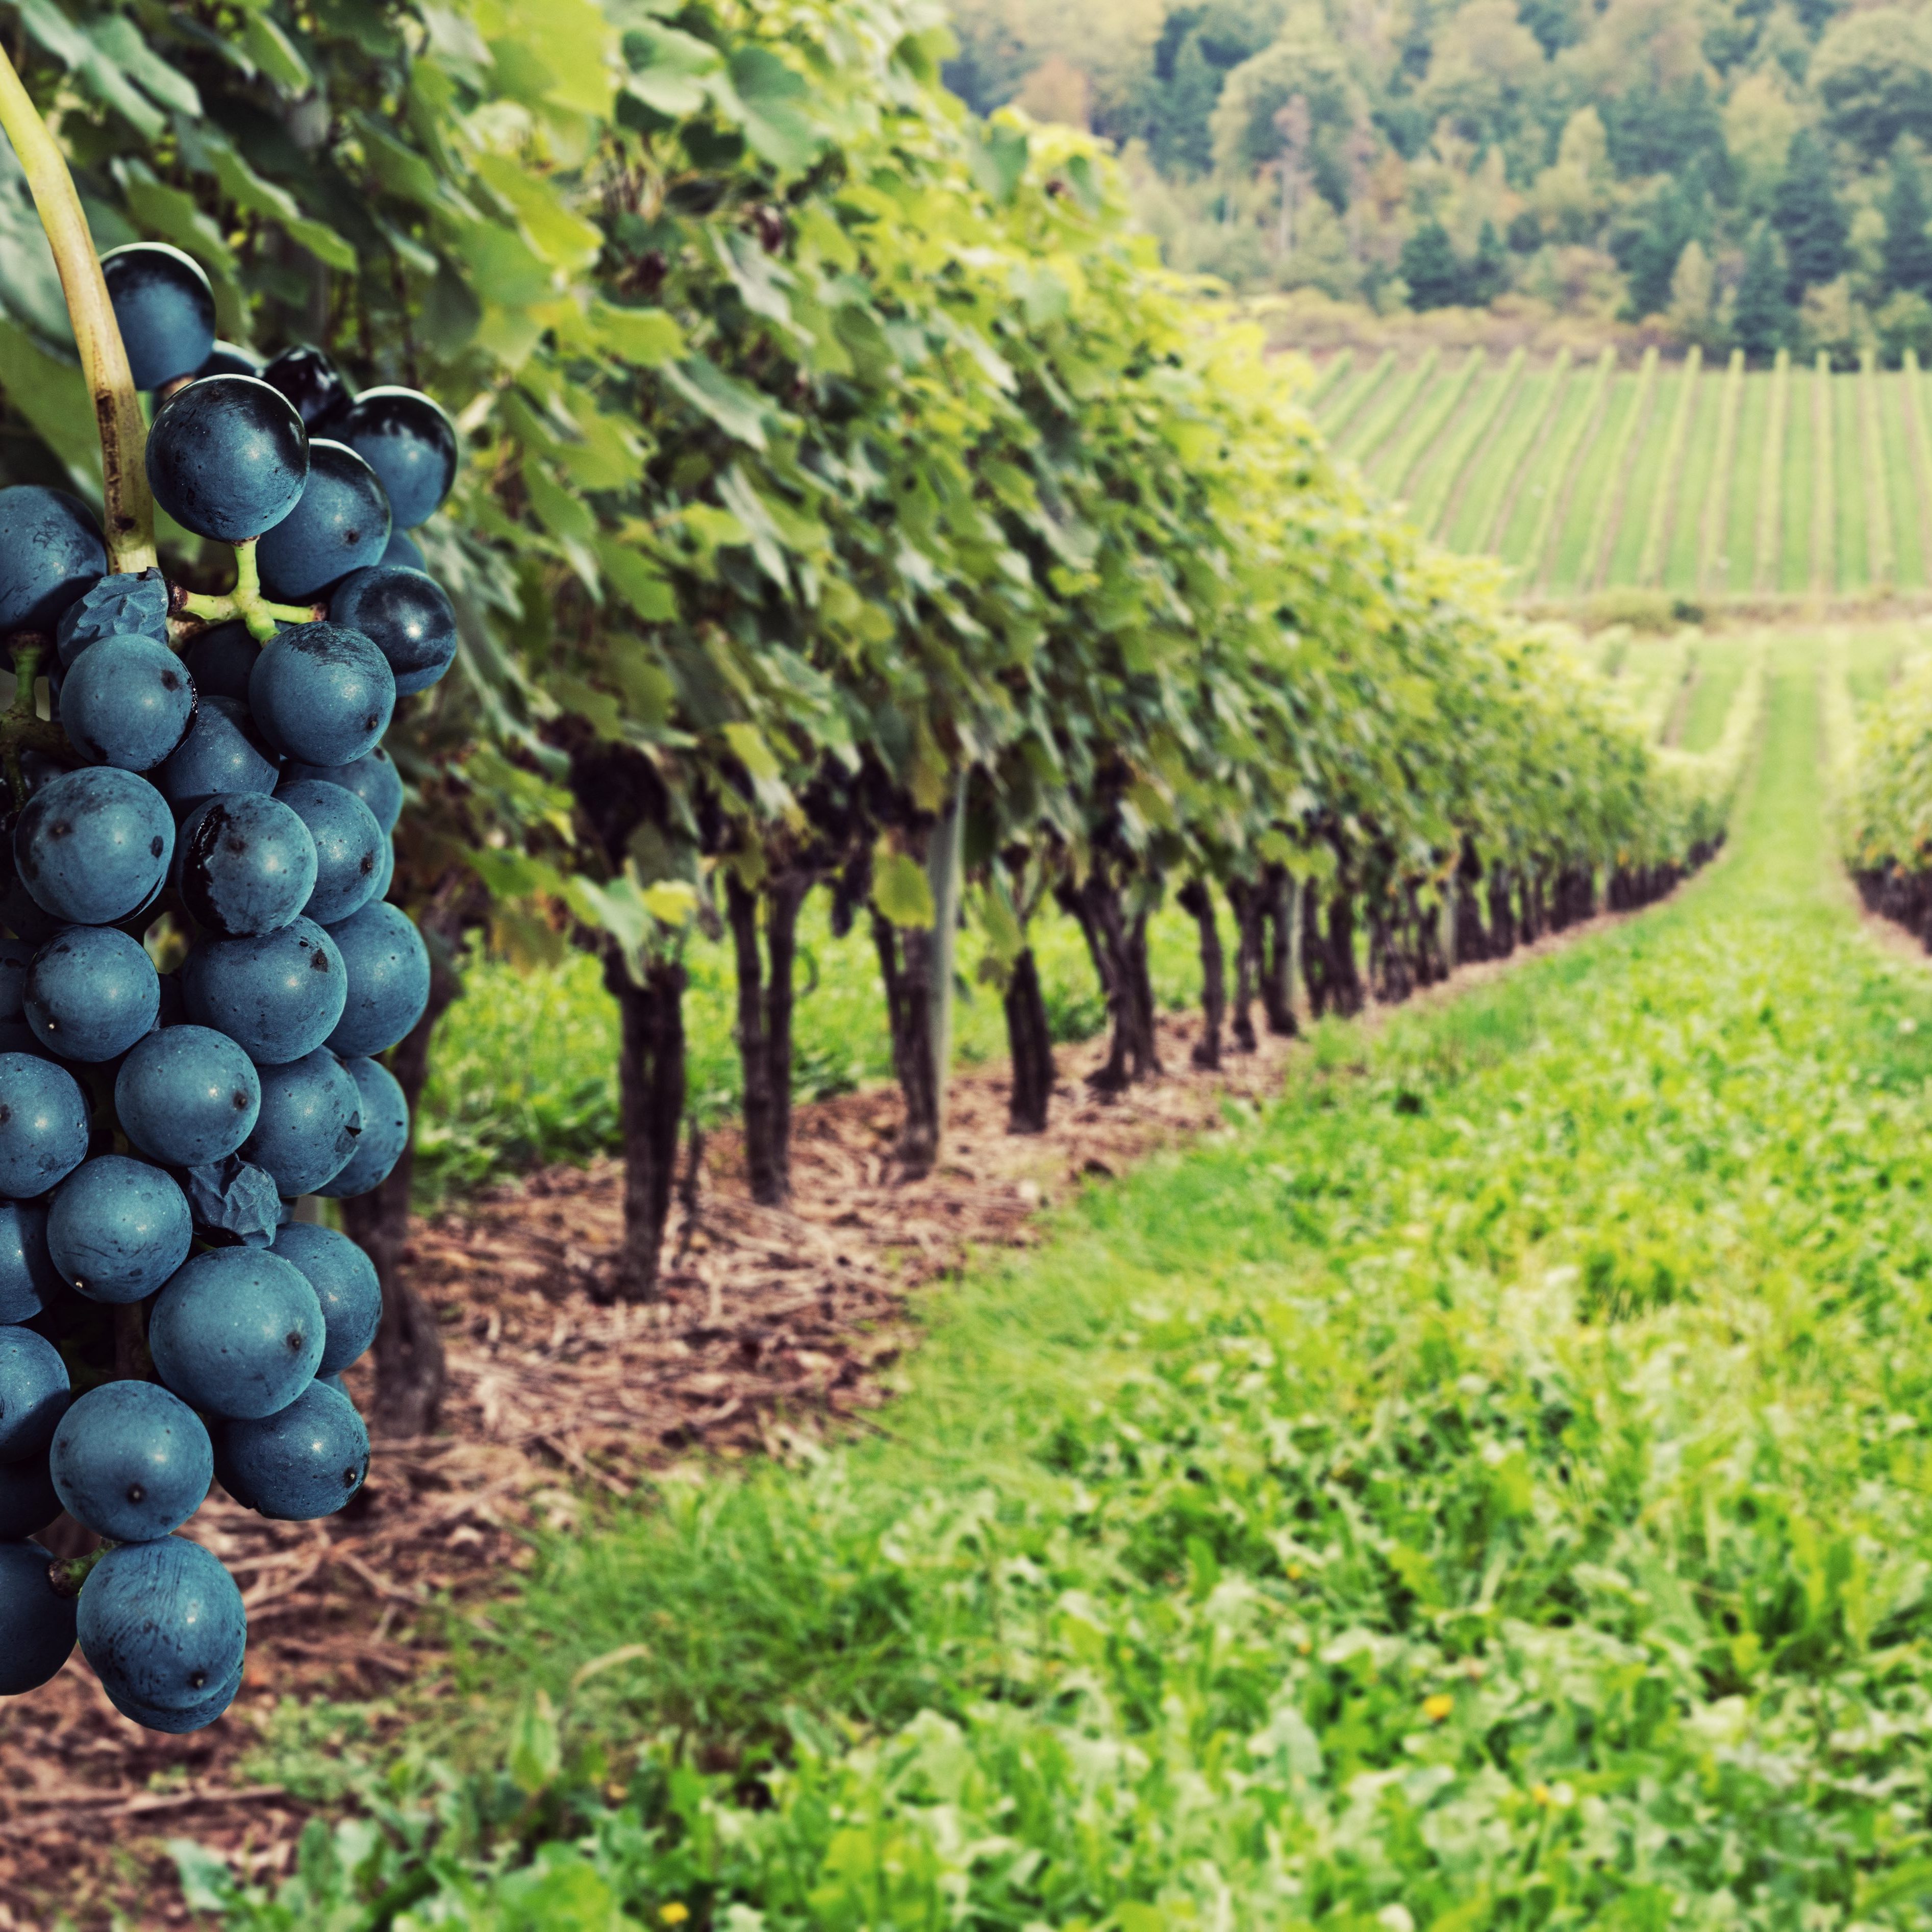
874, 914, 943, 1174
1226, 876, 1264, 1050
726, 869, 810, 1205
603, 951, 687, 1297
1061, 873, 1161, 1092
1176, 879, 1224, 1068
1003, 945, 1055, 1133
1261, 867, 1298, 1037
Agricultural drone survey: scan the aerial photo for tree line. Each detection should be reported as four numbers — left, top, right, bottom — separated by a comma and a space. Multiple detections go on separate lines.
948, 0, 1932, 367
0, 0, 1737, 1436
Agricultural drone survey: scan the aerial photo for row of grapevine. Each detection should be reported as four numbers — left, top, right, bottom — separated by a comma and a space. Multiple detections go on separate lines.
1838, 624, 1932, 935
1315, 347, 1932, 599
0, 0, 1736, 1441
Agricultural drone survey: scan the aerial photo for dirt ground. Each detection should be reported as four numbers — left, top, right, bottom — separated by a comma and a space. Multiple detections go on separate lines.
0, 905, 1659, 1928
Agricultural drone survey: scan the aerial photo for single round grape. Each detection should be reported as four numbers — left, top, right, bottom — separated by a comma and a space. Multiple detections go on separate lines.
0, 488, 107, 634
55, 568, 168, 669
47, 1155, 192, 1302
78, 1536, 245, 1712
196, 340, 263, 380
260, 344, 352, 432
181, 917, 345, 1065
256, 440, 393, 602
316, 1055, 408, 1200
248, 624, 395, 768
156, 695, 279, 811
269, 1223, 380, 1373
115, 1025, 260, 1166
0, 1053, 88, 1198
148, 1246, 322, 1419
368, 835, 395, 902
0, 1540, 76, 1693
278, 779, 382, 925
105, 1657, 242, 1733
220, 1380, 367, 1521
177, 793, 318, 939
180, 622, 259, 703
60, 634, 195, 772
0, 938, 30, 1020
146, 376, 309, 543
338, 386, 457, 527
51, 1382, 212, 1541
13, 767, 173, 925
0, 1454, 59, 1538
280, 746, 402, 836
242, 1049, 360, 1195
324, 565, 457, 696
380, 526, 425, 572
25, 926, 158, 1063
0, 1201, 59, 1322
0, 1327, 67, 1462
99, 243, 216, 389
325, 901, 429, 1058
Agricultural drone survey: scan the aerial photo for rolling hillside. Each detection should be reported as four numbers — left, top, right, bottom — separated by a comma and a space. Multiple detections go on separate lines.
1311, 348, 1932, 603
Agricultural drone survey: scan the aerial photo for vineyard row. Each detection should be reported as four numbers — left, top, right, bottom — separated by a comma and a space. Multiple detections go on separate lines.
1311, 347, 1932, 601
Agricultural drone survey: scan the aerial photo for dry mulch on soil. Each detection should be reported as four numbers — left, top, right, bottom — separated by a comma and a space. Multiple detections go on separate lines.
0, 909, 1647, 1927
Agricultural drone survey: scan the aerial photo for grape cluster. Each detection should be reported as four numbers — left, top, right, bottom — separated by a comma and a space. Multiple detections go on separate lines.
0, 244, 458, 1733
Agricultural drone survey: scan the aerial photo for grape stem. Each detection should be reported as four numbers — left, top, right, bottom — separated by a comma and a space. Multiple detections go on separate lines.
0, 47, 156, 573
0, 639, 67, 806
176, 539, 322, 642
47, 1544, 113, 1600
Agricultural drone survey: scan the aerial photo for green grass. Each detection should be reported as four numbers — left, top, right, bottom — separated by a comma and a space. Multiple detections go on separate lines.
417, 895, 1211, 1198
1313, 349, 1932, 599
194, 643, 1932, 1928
1677, 633, 1757, 752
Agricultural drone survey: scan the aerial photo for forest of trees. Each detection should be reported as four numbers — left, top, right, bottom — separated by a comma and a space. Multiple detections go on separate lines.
944, 0, 1932, 363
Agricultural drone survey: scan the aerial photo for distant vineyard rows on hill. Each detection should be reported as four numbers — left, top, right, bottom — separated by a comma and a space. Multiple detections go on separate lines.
1310, 346, 1932, 603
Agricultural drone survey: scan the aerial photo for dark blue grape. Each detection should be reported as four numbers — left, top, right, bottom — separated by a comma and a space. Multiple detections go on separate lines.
220, 1380, 367, 1521
269, 1223, 379, 1373
47, 1155, 192, 1302
0, 488, 107, 635
148, 1246, 322, 1418
260, 345, 352, 432
0, 1201, 59, 1322
24, 926, 159, 1061
196, 340, 262, 380
100, 243, 216, 390
0, 1540, 76, 1693
248, 624, 394, 767
156, 695, 279, 811
278, 779, 381, 925
177, 794, 317, 939
104, 1657, 241, 1733
256, 440, 393, 602
51, 1382, 211, 1540
13, 767, 173, 925
78, 1536, 245, 1712
55, 568, 168, 670
316, 1055, 408, 1200
60, 634, 194, 772
324, 565, 457, 696
180, 622, 259, 702
338, 386, 457, 528
325, 901, 429, 1057
380, 527, 424, 571
183, 1155, 282, 1248
0, 1455, 59, 1538
146, 376, 308, 543
242, 1050, 360, 1195
0, 1327, 67, 1461
181, 917, 345, 1065
116, 1025, 260, 1166
0, 1054, 88, 1198
280, 746, 402, 836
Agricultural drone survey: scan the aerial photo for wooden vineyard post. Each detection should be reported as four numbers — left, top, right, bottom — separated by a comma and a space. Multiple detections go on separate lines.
0, 47, 153, 570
